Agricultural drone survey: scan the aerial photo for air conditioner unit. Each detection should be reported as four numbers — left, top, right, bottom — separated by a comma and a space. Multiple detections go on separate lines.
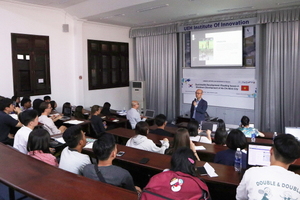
130, 81, 146, 113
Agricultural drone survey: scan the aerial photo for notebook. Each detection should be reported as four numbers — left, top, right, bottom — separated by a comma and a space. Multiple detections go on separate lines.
285, 127, 300, 141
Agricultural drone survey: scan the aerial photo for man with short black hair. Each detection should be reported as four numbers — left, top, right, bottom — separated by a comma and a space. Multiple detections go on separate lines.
13, 110, 38, 154
20, 97, 32, 111
0, 98, 22, 145
150, 114, 173, 137
236, 134, 300, 199
43, 95, 51, 102
83, 133, 140, 192
59, 125, 91, 174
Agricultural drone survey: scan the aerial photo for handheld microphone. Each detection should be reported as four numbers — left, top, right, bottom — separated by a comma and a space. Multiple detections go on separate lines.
194, 98, 197, 102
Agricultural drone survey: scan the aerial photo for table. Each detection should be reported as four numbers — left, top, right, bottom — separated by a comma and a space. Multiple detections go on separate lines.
0, 143, 137, 200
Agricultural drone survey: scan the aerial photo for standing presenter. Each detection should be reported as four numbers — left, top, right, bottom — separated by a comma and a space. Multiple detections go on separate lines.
190, 89, 207, 124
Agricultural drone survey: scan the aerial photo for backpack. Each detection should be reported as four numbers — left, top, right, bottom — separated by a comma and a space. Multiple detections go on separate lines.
140, 171, 211, 200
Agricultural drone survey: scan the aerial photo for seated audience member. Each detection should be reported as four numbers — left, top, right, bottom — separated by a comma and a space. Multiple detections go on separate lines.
0, 98, 22, 145
150, 114, 173, 137
27, 129, 58, 167
20, 97, 32, 111
187, 120, 212, 144
50, 100, 57, 111
11, 95, 20, 108
62, 102, 72, 117
214, 128, 227, 146
32, 99, 43, 115
100, 102, 111, 116
13, 110, 39, 154
214, 129, 247, 169
90, 105, 106, 135
126, 121, 169, 154
217, 119, 226, 131
141, 147, 210, 200
59, 125, 91, 174
165, 128, 200, 161
74, 105, 85, 120
38, 102, 67, 135
236, 134, 300, 200
126, 101, 146, 129
83, 133, 141, 193
43, 95, 51, 102
238, 116, 265, 138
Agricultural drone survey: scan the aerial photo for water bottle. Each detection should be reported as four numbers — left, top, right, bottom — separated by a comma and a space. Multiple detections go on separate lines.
251, 133, 256, 142
273, 132, 277, 140
234, 148, 242, 172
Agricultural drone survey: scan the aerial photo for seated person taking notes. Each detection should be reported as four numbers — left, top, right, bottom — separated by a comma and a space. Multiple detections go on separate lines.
83, 133, 141, 193
59, 125, 91, 174
38, 102, 67, 135
126, 121, 169, 154
150, 114, 173, 137
126, 101, 146, 129
187, 120, 212, 144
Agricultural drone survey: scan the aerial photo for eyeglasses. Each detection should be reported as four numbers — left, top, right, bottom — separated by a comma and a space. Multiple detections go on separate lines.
195, 92, 202, 94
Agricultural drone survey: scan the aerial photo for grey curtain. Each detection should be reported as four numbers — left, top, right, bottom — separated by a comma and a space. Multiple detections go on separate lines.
257, 20, 300, 133
134, 33, 178, 121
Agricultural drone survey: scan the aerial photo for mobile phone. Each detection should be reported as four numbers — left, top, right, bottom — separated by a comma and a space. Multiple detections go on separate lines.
139, 158, 149, 164
197, 166, 208, 176
116, 151, 125, 157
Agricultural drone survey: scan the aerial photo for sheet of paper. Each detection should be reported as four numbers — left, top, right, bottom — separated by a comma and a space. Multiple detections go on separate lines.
9, 114, 18, 120
195, 146, 206, 150
84, 142, 94, 149
204, 162, 218, 177
64, 120, 83, 125
53, 137, 65, 144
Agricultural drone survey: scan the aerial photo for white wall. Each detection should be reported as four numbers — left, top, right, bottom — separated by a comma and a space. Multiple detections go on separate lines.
0, 1, 133, 112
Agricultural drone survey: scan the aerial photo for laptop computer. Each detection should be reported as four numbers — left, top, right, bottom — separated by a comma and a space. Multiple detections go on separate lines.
247, 142, 272, 168
144, 109, 155, 118
200, 121, 219, 132
285, 127, 300, 141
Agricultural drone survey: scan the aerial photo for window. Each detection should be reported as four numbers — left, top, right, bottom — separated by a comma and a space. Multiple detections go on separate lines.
11, 33, 51, 96
88, 40, 129, 90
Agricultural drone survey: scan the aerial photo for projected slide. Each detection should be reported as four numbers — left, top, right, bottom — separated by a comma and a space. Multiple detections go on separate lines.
191, 27, 242, 67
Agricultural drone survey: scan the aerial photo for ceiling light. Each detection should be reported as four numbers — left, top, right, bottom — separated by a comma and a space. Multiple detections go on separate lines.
137, 4, 169, 13
218, 6, 254, 12
277, 1, 300, 5
100, 14, 125, 20
171, 14, 198, 21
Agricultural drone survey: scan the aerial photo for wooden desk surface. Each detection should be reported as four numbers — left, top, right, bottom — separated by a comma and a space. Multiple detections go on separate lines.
83, 144, 241, 186
0, 143, 137, 200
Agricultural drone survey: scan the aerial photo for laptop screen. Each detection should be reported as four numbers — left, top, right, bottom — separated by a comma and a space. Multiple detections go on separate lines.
285, 127, 300, 141
201, 121, 219, 132
247, 143, 272, 167
144, 110, 155, 118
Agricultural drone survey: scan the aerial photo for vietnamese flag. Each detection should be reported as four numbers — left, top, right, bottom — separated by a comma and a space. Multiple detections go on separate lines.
241, 85, 249, 91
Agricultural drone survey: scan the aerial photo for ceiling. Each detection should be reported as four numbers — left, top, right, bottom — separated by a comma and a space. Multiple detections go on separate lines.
4, 0, 300, 27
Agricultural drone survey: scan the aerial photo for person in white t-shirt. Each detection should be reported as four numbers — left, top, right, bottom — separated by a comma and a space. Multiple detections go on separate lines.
236, 134, 300, 200
59, 125, 91, 175
126, 101, 146, 129
13, 110, 39, 154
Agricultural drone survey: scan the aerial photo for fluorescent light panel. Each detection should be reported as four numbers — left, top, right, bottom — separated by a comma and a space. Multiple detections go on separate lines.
137, 4, 169, 13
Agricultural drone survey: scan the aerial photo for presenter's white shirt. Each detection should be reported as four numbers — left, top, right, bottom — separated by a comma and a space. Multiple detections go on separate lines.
126, 108, 141, 129
59, 147, 91, 175
13, 126, 32, 154
236, 165, 300, 200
